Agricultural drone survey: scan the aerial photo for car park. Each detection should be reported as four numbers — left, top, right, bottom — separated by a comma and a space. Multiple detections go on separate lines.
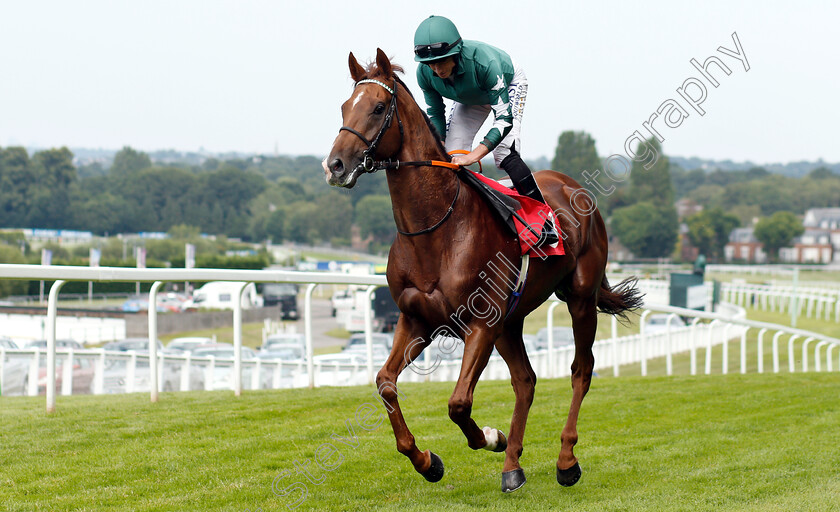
191, 344, 271, 390
166, 337, 216, 354
342, 332, 393, 353
535, 327, 576, 350
103, 338, 165, 353
100, 355, 202, 393
24, 339, 84, 350
260, 333, 305, 352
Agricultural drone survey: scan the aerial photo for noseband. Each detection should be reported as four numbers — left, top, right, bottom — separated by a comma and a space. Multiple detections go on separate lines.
339, 79, 404, 173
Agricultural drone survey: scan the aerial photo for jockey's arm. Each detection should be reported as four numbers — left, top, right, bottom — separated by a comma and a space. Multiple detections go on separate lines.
451, 144, 490, 166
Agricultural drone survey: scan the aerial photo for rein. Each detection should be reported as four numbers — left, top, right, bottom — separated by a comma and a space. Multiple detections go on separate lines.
339, 78, 461, 236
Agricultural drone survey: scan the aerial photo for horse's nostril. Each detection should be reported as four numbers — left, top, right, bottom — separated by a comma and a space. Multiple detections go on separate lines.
330, 158, 344, 174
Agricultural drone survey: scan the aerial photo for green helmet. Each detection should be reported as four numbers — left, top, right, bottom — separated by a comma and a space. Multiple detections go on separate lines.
413, 15, 463, 63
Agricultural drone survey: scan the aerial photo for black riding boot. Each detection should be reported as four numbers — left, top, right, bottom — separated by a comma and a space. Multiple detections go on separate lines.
500, 150, 559, 247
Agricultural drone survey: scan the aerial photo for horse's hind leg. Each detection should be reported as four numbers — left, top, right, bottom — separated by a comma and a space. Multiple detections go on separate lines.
557, 292, 597, 487
494, 319, 537, 493
376, 315, 443, 482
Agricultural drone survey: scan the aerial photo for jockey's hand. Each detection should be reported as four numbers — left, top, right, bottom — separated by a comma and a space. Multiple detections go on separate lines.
451, 145, 490, 167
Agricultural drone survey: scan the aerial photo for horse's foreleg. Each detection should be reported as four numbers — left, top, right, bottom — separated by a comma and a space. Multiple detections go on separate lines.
376, 316, 443, 482
494, 320, 537, 493
557, 294, 597, 487
448, 326, 497, 450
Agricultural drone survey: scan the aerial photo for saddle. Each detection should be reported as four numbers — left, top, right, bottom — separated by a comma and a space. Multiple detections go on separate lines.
457, 169, 565, 258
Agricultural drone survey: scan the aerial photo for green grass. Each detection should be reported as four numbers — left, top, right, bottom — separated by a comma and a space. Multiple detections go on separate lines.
2, 374, 839, 511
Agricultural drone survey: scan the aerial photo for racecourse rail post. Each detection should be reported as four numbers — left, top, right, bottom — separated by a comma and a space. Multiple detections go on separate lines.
304, 283, 317, 388
757, 328, 767, 373
233, 282, 248, 397
364, 285, 377, 385
611, 315, 619, 377
148, 280, 165, 403
547, 301, 562, 378
46, 279, 67, 414
639, 310, 651, 376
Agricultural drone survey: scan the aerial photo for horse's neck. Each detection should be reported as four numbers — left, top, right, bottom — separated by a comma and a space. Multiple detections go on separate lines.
385, 129, 466, 237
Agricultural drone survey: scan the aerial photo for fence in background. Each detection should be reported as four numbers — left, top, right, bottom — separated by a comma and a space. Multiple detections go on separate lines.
1, 264, 839, 414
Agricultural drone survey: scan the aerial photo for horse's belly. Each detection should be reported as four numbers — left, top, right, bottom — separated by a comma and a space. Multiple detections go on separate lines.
396, 286, 455, 327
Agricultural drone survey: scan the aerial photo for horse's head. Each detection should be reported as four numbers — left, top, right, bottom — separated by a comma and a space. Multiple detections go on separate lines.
325, 49, 404, 188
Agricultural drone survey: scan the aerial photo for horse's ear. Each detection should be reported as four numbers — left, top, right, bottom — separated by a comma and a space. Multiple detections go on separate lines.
375, 48, 392, 78
348, 52, 366, 82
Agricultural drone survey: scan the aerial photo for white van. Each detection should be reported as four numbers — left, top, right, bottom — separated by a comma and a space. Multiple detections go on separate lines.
183, 282, 263, 311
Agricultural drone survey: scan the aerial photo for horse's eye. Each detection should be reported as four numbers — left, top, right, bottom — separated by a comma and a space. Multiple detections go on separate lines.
373, 103, 386, 115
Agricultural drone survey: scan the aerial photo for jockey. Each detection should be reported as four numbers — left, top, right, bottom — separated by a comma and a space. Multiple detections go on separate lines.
414, 15, 559, 246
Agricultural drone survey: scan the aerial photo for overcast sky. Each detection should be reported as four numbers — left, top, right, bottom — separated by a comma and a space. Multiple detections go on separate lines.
1, 0, 838, 165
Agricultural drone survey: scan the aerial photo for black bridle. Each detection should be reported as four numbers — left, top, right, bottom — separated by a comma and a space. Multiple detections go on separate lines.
337, 78, 460, 237
339, 78, 404, 174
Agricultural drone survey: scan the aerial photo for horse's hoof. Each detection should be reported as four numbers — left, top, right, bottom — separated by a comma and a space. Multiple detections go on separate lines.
556, 462, 582, 487
501, 468, 526, 493
482, 426, 507, 452
421, 451, 445, 483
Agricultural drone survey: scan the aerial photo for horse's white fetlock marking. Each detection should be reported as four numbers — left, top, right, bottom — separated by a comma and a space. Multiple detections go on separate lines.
482, 426, 499, 451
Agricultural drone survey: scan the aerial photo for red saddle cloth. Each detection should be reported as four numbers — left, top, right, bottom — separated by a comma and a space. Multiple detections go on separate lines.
469, 170, 565, 258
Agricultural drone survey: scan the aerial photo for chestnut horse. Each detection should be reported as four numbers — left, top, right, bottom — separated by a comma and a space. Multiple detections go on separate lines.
325, 49, 642, 493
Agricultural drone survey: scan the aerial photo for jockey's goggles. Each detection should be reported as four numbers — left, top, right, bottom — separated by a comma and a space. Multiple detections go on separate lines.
414, 38, 462, 59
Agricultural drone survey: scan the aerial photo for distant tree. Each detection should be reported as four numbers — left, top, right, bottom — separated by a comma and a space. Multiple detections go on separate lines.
312, 192, 353, 241
628, 137, 674, 207
167, 224, 201, 239
284, 202, 321, 244
685, 208, 740, 261
754, 211, 804, 261
0, 147, 34, 227
551, 130, 602, 185
671, 167, 706, 199
355, 195, 395, 244
808, 166, 834, 179
611, 201, 679, 258
264, 209, 286, 242
27, 147, 77, 228
110, 146, 152, 176
0, 244, 27, 297
728, 204, 762, 227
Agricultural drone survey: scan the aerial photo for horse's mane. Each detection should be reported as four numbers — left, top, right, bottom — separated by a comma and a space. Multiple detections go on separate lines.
360, 60, 449, 157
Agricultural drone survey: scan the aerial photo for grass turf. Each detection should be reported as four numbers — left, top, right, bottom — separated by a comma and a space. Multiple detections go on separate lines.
2, 373, 840, 511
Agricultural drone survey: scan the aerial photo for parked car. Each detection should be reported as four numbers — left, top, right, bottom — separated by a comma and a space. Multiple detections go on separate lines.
260, 283, 299, 319
1, 337, 30, 396
260, 333, 305, 352
166, 337, 216, 354
309, 353, 372, 386
24, 339, 84, 350
257, 344, 305, 362
37, 355, 96, 395
535, 327, 576, 350
103, 338, 165, 353
644, 314, 686, 333
191, 344, 272, 390
182, 282, 263, 311
424, 335, 465, 361
342, 333, 393, 354
100, 355, 204, 393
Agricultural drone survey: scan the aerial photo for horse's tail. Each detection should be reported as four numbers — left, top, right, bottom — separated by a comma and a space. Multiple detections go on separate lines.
597, 276, 644, 322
